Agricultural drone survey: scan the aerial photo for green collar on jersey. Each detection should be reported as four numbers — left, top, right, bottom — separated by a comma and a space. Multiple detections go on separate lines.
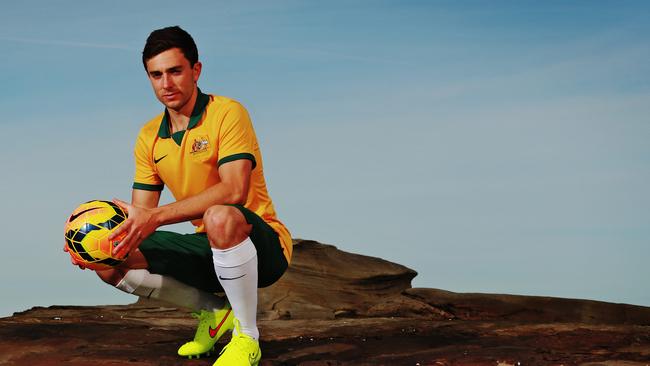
157, 88, 210, 139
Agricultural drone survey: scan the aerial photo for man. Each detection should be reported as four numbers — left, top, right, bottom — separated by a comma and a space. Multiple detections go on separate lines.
67, 26, 292, 366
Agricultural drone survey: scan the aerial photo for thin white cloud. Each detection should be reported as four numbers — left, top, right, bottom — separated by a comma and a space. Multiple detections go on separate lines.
0, 36, 134, 50
415, 39, 650, 102
212, 39, 408, 66
274, 45, 409, 66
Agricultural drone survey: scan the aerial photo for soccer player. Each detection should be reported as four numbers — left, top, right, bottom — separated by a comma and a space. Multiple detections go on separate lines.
66, 26, 291, 366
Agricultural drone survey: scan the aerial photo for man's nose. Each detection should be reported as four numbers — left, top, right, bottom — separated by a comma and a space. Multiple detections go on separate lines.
162, 73, 173, 88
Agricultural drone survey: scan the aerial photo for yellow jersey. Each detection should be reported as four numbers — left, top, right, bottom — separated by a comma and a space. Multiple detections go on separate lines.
132, 89, 292, 262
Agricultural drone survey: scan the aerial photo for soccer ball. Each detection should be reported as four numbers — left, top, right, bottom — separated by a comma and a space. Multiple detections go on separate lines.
64, 200, 128, 270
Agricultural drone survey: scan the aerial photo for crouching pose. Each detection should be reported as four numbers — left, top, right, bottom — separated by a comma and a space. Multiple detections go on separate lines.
68, 26, 292, 366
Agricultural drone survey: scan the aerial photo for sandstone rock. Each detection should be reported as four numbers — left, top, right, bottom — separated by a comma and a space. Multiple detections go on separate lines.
405, 287, 650, 324
258, 239, 425, 320
1, 239, 649, 366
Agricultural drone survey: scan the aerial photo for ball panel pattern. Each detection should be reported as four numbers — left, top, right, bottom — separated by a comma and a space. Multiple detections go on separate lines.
64, 200, 128, 270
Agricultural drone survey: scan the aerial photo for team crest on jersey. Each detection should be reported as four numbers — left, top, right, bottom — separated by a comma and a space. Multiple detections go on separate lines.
190, 136, 210, 154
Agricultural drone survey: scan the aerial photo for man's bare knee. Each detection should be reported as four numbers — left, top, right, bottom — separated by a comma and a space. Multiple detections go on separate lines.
203, 205, 228, 233
203, 205, 251, 249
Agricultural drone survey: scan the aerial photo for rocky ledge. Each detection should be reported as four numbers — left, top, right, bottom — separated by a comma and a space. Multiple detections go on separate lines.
1, 239, 649, 365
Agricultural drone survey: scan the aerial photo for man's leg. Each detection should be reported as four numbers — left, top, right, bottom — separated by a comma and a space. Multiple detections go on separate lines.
204, 205, 258, 339
203, 205, 262, 365
96, 243, 234, 359
96, 250, 225, 311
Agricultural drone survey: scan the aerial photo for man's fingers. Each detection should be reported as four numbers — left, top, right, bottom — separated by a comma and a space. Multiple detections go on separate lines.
112, 228, 132, 257
69, 255, 85, 270
108, 221, 128, 241
112, 198, 130, 214
112, 239, 127, 258
113, 230, 136, 258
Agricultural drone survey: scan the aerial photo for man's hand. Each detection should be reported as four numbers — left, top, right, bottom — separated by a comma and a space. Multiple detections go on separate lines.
63, 242, 87, 270
109, 198, 159, 259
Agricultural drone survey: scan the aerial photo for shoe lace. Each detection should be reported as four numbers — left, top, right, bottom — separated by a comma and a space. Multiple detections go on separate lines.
219, 319, 257, 359
220, 333, 254, 359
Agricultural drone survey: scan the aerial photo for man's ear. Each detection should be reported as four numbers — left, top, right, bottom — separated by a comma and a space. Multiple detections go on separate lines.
193, 61, 202, 83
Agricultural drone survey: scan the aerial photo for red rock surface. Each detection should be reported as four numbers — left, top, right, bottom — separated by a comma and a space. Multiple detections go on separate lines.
1, 240, 649, 365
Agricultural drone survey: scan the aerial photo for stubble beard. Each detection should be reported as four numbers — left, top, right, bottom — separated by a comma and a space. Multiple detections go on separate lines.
160, 91, 190, 113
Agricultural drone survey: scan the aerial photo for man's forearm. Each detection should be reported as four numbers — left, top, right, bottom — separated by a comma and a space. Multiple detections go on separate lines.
152, 180, 246, 227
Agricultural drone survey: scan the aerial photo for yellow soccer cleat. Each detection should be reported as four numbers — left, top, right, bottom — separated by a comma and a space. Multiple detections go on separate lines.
213, 318, 261, 366
178, 302, 235, 359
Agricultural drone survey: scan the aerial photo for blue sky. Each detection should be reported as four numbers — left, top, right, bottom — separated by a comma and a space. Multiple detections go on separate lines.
1, 1, 649, 317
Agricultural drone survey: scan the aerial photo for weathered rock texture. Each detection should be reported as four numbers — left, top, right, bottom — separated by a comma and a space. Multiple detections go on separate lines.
1, 239, 649, 365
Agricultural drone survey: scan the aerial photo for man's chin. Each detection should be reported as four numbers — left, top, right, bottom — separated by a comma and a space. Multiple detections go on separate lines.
160, 99, 183, 111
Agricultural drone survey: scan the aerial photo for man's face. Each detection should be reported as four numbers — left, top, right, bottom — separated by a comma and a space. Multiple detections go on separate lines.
145, 48, 202, 113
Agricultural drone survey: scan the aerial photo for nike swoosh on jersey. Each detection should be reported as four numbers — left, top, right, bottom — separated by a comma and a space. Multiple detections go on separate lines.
68, 207, 101, 223
154, 155, 168, 164
218, 274, 246, 281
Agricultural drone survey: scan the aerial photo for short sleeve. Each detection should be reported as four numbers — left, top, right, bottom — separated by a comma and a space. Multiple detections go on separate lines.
216, 102, 257, 169
132, 132, 164, 191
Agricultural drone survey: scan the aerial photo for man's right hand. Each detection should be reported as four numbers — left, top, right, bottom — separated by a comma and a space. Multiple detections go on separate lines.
63, 242, 87, 270
110, 198, 160, 259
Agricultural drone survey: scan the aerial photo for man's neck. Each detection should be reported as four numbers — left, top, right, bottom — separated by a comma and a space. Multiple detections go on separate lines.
167, 88, 198, 134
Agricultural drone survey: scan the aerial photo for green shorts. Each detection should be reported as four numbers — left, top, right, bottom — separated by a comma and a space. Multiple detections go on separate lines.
138, 204, 288, 293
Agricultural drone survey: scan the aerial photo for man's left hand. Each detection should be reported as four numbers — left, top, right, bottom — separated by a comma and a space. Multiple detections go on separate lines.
110, 198, 158, 259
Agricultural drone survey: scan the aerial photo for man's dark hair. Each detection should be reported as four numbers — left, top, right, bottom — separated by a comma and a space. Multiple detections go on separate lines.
142, 26, 198, 70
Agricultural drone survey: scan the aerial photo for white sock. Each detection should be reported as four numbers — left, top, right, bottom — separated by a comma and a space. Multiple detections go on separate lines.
211, 237, 259, 340
115, 269, 225, 311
